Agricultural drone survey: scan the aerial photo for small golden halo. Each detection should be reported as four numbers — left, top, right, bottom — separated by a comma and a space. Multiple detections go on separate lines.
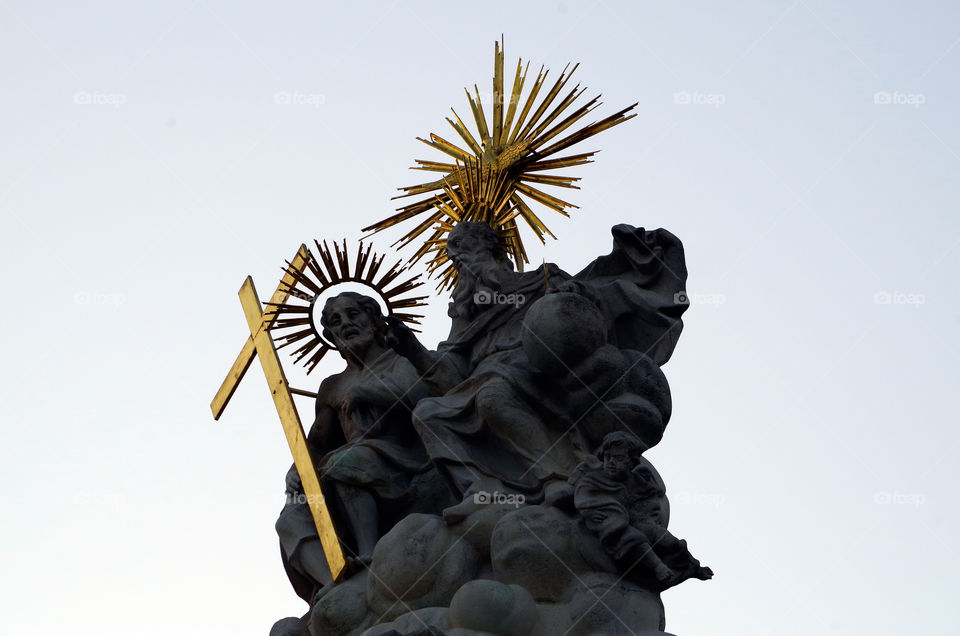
265, 239, 428, 373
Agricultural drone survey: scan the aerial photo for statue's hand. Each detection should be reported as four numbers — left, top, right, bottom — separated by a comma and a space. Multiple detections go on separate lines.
384, 316, 422, 359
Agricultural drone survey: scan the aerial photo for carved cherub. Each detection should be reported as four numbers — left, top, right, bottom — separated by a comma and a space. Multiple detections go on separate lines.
570, 431, 713, 590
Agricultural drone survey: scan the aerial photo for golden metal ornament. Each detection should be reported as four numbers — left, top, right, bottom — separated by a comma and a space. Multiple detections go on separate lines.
211, 244, 311, 420
210, 245, 348, 581
362, 39, 637, 290
266, 239, 428, 373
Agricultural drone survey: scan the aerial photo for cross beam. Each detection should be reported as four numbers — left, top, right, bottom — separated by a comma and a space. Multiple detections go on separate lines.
210, 246, 310, 420
210, 246, 347, 581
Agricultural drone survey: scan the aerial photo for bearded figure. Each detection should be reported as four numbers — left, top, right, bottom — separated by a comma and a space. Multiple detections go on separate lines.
386, 221, 689, 523
276, 291, 449, 601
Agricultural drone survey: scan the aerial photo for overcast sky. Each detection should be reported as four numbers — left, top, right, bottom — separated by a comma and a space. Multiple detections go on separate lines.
2, 1, 958, 635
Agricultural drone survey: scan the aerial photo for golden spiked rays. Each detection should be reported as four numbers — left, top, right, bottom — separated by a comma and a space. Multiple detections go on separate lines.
266, 240, 428, 373
362, 39, 637, 290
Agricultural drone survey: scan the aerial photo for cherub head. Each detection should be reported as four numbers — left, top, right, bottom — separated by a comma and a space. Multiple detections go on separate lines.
598, 431, 644, 482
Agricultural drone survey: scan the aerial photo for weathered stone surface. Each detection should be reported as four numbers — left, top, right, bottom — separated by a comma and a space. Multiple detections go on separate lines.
271, 616, 309, 636
562, 572, 666, 634
491, 505, 612, 602
366, 514, 481, 622
521, 292, 607, 376
447, 580, 537, 636
307, 500, 682, 634
361, 608, 448, 636
267, 223, 709, 635
310, 570, 374, 636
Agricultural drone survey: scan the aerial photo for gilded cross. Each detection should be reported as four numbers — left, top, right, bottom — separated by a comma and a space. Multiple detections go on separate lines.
210, 245, 347, 581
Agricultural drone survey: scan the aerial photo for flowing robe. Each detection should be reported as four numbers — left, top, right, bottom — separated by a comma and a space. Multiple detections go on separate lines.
276, 349, 439, 598
412, 225, 689, 493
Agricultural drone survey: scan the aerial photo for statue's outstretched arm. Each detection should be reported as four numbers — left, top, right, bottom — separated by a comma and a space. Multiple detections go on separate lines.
384, 316, 465, 393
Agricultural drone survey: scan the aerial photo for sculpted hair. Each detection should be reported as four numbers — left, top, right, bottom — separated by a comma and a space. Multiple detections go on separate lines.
446, 221, 513, 268
598, 431, 644, 460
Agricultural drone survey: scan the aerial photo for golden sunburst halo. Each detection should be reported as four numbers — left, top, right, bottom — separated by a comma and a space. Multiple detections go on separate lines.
362, 39, 637, 290
265, 239, 428, 373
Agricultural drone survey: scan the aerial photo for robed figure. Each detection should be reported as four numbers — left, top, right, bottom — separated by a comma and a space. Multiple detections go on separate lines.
386, 221, 688, 521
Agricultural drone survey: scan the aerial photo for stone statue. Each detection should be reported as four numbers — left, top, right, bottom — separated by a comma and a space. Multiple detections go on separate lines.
385, 221, 687, 523
276, 463, 333, 603
269, 225, 707, 636
229, 41, 723, 632
275, 292, 450, 601
520, 291, 674, 457
571, 431, 713, 590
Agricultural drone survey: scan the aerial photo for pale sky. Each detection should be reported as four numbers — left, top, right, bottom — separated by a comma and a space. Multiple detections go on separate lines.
1, 1, 958, 635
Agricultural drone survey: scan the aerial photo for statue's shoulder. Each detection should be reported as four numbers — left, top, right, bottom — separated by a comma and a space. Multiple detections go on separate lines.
315, 372, 348, 407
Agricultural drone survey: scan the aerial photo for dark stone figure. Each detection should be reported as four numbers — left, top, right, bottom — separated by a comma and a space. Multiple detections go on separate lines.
571, 432, 713, 590
520, 291, 673, 457
385, 224, 576, 522
269, 222, 708, 636
386, 221, 688, 523
276, 465, 331, 603
275, 292, 451, 602
312, 292, 450, 560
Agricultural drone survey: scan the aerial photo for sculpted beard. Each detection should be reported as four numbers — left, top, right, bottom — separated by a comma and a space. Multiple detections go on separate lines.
450, 254, 509, 319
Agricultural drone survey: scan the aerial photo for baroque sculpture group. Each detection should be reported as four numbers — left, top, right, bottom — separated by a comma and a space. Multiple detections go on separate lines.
216, 42, 713, 636
270, 223, 710, 636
